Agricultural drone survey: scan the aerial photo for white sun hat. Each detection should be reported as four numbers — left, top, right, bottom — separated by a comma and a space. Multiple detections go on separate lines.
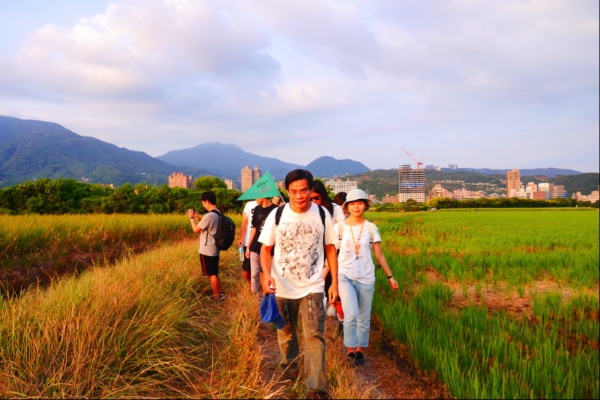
342, 189, 372, 211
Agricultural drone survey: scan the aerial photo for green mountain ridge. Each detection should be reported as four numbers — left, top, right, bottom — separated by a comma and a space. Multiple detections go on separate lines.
0, 116, 212, 187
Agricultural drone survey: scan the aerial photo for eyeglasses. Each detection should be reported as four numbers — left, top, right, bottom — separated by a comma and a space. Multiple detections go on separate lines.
288, 188, 310, 197
310, 196, 321, 201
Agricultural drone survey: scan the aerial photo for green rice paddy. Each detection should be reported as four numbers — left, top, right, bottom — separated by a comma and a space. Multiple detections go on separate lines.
369, 210, 599, 398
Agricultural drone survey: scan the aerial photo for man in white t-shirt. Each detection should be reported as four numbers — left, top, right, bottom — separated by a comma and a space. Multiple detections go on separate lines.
259, 169, 338, 399
238, 200, 258, 286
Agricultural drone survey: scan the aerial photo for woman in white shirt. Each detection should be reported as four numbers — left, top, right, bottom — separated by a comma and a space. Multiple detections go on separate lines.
335, 189, 398, 366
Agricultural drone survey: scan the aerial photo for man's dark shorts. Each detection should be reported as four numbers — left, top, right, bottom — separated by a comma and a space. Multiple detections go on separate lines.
199, 254, 220, 276
242, 246, 251, 272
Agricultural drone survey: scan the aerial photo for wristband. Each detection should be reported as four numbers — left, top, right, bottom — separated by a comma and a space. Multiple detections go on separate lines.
387, 275, 393, 279
189, 217, 194, 220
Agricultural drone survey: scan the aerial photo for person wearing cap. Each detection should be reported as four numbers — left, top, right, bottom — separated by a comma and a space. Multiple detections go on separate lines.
259, 169, 338, 399
335, 189, 398, 367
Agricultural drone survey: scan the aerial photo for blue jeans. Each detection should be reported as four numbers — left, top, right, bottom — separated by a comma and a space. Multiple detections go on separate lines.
338, 274, 375, 348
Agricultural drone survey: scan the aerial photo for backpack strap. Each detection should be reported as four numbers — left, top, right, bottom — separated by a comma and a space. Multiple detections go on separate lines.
275, 204, 285, 225
206, 209, 221, 246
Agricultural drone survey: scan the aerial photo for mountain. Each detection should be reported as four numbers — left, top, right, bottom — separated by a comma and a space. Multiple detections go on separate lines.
0, 116, 211, 187
157, 142, 302, 181
305, 156, 370, 178
443, 167, 582, 177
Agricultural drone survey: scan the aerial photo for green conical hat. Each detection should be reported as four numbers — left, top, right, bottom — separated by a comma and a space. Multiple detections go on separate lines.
237, 171, 282, 201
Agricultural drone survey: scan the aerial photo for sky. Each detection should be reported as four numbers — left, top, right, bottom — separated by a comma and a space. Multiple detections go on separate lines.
0, 0, 598, 172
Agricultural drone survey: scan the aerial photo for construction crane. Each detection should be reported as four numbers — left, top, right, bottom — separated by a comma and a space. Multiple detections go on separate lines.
401, 148, 424, 169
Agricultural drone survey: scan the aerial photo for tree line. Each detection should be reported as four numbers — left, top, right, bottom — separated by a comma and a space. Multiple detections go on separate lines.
372, 196, 598, 212
0, 177, 244, 215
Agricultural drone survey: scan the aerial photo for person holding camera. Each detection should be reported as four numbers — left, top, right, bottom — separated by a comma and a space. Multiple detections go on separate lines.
188, 191, 225, 303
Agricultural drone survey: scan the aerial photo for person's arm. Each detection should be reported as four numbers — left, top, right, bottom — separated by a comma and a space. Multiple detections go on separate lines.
246, 227, 256, 258
187, 209, 202, 234
325, 243, 338, 303
373, 242, 398, 289
239, 213, 249, 246
261, 245, 275, 293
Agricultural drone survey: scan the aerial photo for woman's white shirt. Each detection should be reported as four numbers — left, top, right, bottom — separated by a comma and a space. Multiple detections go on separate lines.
334, 220, 381, 285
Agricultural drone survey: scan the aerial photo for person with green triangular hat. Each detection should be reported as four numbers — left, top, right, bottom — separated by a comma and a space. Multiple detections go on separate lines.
238, 172, 282, 294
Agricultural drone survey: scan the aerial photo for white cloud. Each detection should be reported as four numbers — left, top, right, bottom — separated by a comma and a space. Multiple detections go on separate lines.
0, 0, 597, 171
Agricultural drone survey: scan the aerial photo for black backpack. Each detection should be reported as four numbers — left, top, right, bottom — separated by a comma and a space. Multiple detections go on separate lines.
208, 210, 236, 251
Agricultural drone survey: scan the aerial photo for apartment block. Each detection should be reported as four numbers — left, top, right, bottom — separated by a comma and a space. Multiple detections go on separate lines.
168, 172, 193, 189
553, 185, 565, 199
224, 178, 237, 190
532, 191, 547, 200
325, 179, 358, 194
398, 165, 425, 203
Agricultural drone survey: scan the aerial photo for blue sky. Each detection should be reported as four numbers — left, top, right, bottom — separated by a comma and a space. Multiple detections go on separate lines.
0, 0, 598, 172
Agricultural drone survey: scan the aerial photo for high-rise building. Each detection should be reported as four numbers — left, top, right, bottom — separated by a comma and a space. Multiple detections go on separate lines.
538, 182, 555, 199
532, 191, 547, 200
168, 172, 193, 189
553, 185, 565, 199
398, 165, 425, 203
448, 164, 458, 169
241, 165, 261, 192
252, 166, 261, 183
325, 179, 358, 194
241, 166, 253, 192
506, 168, 521, 198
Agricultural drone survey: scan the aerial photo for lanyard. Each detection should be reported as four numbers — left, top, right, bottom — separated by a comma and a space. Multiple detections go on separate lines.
348, 220, 365, 259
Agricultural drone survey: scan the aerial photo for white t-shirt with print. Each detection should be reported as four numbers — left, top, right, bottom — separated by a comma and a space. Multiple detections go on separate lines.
334, 220, 381, 285
242, 200, 258, 246
331, 203, 345, 225
259, 203, 338, 299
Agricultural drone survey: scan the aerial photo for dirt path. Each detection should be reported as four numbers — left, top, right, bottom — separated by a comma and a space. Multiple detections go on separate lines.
256, 311, 444, 399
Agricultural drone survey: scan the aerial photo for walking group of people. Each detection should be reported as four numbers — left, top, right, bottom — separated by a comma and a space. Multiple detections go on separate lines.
188, 169, 398, 399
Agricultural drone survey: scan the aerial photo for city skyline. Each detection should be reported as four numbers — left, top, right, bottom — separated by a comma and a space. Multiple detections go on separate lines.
0, 1, 598, 172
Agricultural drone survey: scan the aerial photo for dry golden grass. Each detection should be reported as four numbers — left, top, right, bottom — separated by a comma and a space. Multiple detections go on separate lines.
0, 239, 279, 398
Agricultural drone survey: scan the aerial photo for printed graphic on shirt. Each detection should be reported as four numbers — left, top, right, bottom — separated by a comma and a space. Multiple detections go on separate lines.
277, 219, 322, 280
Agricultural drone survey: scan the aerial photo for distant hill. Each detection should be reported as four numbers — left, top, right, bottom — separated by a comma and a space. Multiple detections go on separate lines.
553, 173, 599, 196
158, 142, 302, 181
0, 116, 211, 187
444, 167, 582, 177
305, 156, 370, 178
349, 169, 598, 201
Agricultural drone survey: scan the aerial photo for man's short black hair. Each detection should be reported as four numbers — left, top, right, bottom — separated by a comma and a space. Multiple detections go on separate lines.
201, 191, 217, 205
285, 169, 314, 190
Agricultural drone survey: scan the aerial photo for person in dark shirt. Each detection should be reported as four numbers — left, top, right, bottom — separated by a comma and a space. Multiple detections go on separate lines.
246, 197, 278, 294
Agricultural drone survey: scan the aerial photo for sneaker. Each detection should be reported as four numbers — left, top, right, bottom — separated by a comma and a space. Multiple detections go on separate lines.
218, 292, 226, 303
307, 391, 328, 399
354, 351, 365, 366
346, 352, 355, 364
